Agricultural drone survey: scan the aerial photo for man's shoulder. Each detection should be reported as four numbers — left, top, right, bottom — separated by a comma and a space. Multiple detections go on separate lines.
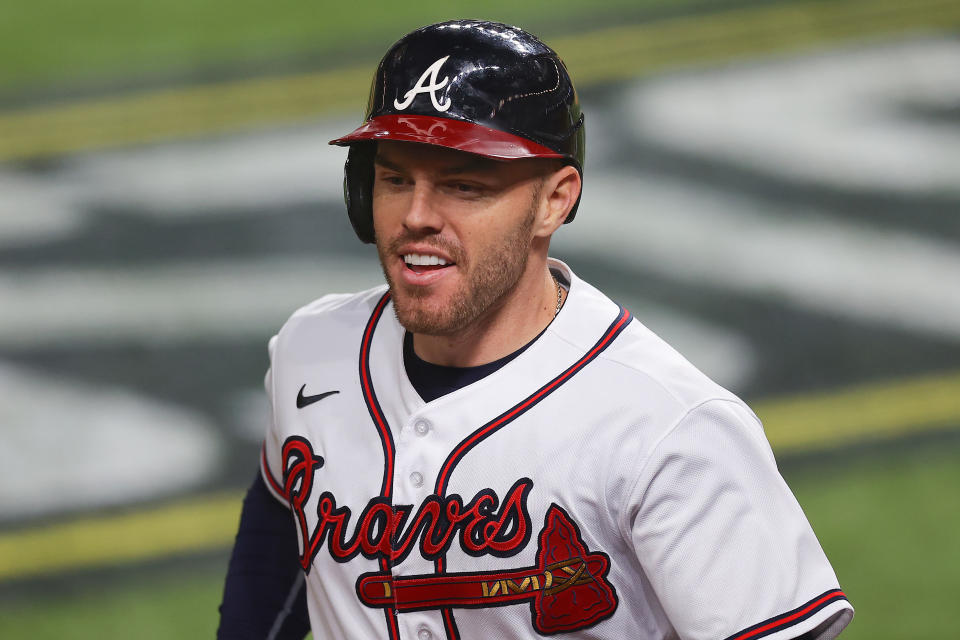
560, 266, 743, 413
283, 285, 388, 329
269, 284, 390, 356
603, 316, 742, 409
549, 268, 762, 473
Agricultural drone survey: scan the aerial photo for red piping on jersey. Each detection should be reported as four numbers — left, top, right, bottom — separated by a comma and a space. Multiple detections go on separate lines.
260, 444, 287, 500
384, 608, 400, 639
432, 305, 632, 639
359, 292, 400, 640
361, 292, 396, 499
725, 589, 849, 640
442, 608, 460, 639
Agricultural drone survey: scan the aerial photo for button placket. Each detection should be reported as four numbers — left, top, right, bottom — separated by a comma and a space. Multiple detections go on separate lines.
395, 415, 436, 501
417, 624, 433, 640
413, 418, 431, 436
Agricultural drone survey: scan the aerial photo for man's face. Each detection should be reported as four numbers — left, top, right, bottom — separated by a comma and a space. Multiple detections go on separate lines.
372, 141, 548, 336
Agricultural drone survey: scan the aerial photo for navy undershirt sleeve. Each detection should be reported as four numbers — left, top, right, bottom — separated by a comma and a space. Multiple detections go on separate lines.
218, 472, 311, 640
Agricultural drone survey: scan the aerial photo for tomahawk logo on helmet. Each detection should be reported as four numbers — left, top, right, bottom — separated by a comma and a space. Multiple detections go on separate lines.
329, 19, 586, 243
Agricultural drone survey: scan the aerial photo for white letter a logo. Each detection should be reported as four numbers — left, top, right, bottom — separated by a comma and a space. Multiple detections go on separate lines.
394, 56, 452, 112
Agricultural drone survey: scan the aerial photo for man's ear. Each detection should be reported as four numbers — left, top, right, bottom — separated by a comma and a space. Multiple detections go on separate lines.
534, 165, 582, 237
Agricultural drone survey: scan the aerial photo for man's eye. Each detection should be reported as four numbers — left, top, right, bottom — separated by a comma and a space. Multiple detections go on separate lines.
380, 175, 405, 186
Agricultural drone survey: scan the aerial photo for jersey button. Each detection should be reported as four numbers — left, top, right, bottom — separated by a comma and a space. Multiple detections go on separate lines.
409, 471, 424, 488
413, 419, 431, 436
416, 625, 433, 640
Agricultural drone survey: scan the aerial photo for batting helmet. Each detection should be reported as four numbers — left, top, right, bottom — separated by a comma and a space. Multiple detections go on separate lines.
329, 19, 586, 243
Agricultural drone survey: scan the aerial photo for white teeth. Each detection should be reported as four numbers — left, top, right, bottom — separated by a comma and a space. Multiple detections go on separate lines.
404, 254, 449, 266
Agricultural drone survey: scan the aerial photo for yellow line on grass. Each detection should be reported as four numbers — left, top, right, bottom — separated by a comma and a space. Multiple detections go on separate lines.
554, 0, 960, 84
0, 492, 243, 582
0, 370, 958, 582
1, 0, 958, 161
0, 65, 371, 162
756, 370, 960, 453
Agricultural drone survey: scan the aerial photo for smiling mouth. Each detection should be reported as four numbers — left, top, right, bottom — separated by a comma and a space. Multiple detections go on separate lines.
403, 253, 455, 274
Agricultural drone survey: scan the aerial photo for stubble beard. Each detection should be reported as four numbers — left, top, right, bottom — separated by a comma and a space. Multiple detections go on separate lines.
376, 199, 538, 337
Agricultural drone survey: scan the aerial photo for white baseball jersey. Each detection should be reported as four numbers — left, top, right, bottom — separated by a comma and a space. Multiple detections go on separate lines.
260, 258, 853, 640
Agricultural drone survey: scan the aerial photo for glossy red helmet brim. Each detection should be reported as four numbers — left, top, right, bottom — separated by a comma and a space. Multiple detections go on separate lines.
329, 114, 565, 161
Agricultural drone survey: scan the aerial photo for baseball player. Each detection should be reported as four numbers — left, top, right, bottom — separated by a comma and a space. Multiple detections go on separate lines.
218, 20, 853, 640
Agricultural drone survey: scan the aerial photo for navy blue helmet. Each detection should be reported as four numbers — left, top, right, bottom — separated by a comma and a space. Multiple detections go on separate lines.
330, 20, 585, 243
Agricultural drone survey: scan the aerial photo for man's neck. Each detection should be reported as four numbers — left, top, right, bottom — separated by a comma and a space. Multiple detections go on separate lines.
411, 262, 564, 367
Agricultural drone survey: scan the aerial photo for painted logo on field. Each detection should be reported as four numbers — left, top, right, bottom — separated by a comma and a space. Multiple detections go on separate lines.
394, 56, 452, 112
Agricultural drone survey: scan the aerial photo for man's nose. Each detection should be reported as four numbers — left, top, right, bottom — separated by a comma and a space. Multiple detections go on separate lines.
402, 182, 444, 234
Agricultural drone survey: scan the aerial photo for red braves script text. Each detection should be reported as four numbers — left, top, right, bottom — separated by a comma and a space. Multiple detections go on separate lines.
281, 436, 532, 570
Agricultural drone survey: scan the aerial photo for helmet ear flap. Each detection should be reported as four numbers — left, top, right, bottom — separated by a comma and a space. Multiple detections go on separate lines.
344, 143, 376, 244
562, 117, 586, 224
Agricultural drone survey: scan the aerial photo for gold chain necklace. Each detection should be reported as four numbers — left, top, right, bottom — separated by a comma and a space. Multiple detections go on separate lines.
552, 275, 563, 317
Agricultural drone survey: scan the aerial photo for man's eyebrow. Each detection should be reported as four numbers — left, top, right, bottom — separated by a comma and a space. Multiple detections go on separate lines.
373, 154, 404, 172
438, 156, 496, 175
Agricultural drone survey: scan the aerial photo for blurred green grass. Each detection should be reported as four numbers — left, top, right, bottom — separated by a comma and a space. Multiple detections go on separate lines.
1, 441, 957, 639
784, 441, 960, 639
0, 0, 721, 93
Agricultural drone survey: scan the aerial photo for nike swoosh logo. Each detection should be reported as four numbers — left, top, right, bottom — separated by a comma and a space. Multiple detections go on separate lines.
296, 385, 340, 409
